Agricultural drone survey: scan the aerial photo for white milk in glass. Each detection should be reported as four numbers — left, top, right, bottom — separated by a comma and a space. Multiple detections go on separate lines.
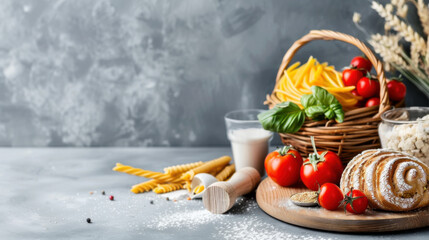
227, 128, 272, 175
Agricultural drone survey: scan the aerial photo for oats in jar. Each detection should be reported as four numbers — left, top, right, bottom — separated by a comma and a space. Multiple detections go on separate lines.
379, 108, 429, 165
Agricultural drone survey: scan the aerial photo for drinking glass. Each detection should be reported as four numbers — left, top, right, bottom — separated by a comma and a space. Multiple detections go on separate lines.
224, 109, 273, 175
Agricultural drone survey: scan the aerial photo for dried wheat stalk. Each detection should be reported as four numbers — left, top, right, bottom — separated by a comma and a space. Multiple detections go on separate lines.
372, 1, 427, 56
355, 1, 429, 99
426, 36, 429, 75
410, 43, 420, 66
416, 0, 429, 36
369, 34, 408, 67
392, 0, 408, 18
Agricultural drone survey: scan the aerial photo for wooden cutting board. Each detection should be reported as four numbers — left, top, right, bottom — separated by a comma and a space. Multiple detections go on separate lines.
256, 177, 429, 232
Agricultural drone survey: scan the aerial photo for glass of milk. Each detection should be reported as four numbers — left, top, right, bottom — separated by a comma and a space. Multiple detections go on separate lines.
225, 109, 273, 176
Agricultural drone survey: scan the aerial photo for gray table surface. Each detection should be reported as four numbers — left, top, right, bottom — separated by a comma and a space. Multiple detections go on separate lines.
1, 147, 428, 240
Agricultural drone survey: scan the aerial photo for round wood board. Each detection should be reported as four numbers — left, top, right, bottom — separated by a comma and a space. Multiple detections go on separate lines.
256, 177, 429, 233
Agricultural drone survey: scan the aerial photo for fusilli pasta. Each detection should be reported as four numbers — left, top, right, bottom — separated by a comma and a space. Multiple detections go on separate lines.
153, 183, 184, 194
130, 179, 158, 194
113, 163, 182, 183
181, 156, 231, 181
215, 164, 236, 181
163, 161, 204, 175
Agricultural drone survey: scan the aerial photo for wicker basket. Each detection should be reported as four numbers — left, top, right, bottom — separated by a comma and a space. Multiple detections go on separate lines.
264, 30, 394, 165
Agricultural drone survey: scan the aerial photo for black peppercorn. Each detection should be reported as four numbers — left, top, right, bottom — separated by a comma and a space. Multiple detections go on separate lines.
86, 218, 91, 223
166, 197, 170, 201
150, 200, 154, 204
101, 191, 105, 195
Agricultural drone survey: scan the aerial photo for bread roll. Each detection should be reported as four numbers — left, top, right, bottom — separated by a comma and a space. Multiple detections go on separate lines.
340, 149, 429, 211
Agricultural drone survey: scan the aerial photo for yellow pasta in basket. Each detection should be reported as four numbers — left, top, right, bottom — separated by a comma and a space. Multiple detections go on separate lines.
181, 156, 231, 181
153, 183, 184, 194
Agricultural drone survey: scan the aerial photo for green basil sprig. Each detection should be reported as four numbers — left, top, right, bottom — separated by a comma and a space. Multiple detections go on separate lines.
258, 86, 345, 133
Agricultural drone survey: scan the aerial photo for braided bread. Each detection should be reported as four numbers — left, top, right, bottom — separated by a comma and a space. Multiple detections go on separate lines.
340, 149, 429, 211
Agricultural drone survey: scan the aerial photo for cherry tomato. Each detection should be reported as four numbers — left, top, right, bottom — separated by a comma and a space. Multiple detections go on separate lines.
351, 90, 365, 107
356, 77, 380, 98
300, 137, 344, 191
345, 189, 368, 214
365, 97, 380, 107
350, 56, 372, 73
265, 146, 303, 187
342, 68, 364, 87
318, 183, 344, 211
387, 80, 406, 102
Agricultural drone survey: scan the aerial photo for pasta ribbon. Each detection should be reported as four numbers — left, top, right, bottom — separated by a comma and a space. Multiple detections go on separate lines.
275, 56, 359, 110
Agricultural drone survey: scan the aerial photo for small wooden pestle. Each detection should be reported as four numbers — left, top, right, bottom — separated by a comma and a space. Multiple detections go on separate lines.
202, 167, 261, 214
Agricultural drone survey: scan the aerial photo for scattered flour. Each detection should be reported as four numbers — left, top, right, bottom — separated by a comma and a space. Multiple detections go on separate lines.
158, 189, 189, 201
219, 216, 335, 240
150, 209, 228, 230
66, 189, 337, 239
145, 196, 336, 240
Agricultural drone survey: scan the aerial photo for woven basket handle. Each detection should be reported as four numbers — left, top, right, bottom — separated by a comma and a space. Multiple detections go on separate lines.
275, 30, 390, 113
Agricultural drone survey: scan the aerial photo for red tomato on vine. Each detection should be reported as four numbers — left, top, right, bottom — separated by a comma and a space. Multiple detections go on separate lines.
265, 146, 303, 187
300, 137, 344, 191
344, 189, 368, 214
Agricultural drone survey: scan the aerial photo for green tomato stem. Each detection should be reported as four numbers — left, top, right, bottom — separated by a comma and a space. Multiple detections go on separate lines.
311, 136, 318, 155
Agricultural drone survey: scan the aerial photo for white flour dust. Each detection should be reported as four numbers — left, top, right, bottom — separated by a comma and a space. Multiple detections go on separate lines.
150, 209, 228, 230
145, 197, 337, 240
76, 189, 337, 240
220, 216, 335, 240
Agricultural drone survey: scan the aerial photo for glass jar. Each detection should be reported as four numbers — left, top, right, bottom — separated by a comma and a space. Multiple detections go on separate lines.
379, 107, 429, 165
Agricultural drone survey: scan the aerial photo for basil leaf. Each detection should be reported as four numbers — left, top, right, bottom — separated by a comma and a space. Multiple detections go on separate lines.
305, 105, 325, 120
311, 85, 339, 105
300, 94, 317, 108
257, 101, 305, 133
331, 103, 344, 123
309, 86, 344, 123
324, 108, 335, 120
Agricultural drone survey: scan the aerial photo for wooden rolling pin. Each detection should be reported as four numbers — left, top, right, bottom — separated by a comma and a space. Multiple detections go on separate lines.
202, 167, 261, 214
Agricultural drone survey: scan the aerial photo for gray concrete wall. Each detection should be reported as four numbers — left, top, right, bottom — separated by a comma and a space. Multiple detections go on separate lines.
0, 0, 427, 147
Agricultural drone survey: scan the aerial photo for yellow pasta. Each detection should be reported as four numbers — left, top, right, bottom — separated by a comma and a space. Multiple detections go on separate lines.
183, 181, 191, 192
181, 156, 231, 181
193, 185, 205, 195
207, 165, 225, 176
163, 161, 204, 175
215, 164, 236, 181
153, 183, 184, 194
114, 156, 233, 195
113, 163, 182, 183
275, 56, 359, 110
130, 179, 158, 194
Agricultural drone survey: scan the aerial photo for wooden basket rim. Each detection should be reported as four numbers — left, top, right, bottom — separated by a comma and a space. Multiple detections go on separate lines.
267, 29, 391, 117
